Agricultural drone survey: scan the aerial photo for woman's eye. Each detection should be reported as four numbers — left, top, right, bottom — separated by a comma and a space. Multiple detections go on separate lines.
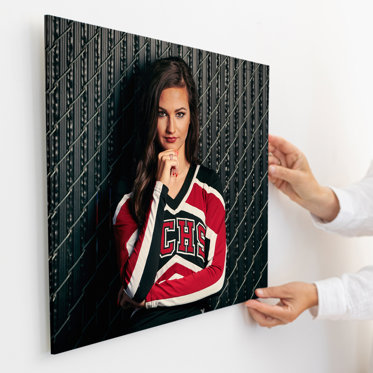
158, 111, 167, 117
176, 112, 185, 118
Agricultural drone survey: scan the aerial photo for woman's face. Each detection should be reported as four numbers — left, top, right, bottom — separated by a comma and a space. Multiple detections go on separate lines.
156, 86, 190, 152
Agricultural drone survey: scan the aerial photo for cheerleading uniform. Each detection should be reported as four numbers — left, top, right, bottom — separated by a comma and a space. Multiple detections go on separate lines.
113, 164, 226, 323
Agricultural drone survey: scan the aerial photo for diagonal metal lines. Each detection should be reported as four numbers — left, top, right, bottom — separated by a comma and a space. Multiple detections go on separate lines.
46, 29, 100, 95
45, 15, 268, 353
199, 59, 250, 134
48, 134, 134, 260
46, 32, 143, 139
47, 101, 135, 221
45, 22, 73, 54
232, 232, 268, 304
203, 79, 268, 168
198, 56, 229, 101
215, 200, 268, 308
249, 261, 268, 299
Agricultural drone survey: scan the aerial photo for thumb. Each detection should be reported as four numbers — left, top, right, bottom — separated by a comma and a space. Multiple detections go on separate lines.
268, 165, 299, 184
255, 285, 289, 299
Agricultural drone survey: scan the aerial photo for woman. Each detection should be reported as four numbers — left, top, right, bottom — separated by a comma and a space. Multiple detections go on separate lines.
113, 57, 227, 332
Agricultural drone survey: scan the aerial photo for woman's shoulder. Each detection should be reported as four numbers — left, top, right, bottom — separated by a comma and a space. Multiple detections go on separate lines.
195, 164, 224, 195
112, 192, 133, 225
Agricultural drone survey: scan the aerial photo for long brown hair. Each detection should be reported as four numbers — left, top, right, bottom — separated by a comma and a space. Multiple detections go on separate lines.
130, 57, 199, 228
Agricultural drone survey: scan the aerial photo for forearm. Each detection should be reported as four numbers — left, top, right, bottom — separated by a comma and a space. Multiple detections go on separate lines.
268, 135, 341, 222
311, 180, 373, 236
302, 185, 340, 222
115, 181, 169, 302
145, 261, 226, 308
302, 282, 319, 310
146, 219, 227, 309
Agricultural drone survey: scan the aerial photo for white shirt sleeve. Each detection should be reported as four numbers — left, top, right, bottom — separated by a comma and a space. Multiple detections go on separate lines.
311, 161, 373, 236
309, 161, 373, 320
309, 266, 373, 320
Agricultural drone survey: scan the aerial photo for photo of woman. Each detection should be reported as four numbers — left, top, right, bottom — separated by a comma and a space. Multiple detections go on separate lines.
112, 57, 227, 332
46, 16, 268, 352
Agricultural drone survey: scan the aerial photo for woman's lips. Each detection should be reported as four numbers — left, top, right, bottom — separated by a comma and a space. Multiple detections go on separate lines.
165, 137, 177, 143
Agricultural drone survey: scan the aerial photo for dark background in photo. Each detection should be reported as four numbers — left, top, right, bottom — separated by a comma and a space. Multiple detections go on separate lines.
45, 14, 268, 354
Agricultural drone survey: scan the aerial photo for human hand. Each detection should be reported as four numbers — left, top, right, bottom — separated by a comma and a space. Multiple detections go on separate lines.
156, 149, 179, 188
117, 286, 145, 310
268, 134, 339, 222
245, 282, 318, 327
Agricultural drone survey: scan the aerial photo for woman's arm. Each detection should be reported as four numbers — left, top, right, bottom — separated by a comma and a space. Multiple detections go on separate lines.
144, 174, 227, 308
113, 149, 179, 304
113, 181, 168, 303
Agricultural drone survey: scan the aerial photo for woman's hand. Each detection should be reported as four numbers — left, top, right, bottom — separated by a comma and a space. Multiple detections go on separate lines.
156, 149, 179, 189
268, 134, 340, 222
117, 286, 145, 310
245, 282, 318, 327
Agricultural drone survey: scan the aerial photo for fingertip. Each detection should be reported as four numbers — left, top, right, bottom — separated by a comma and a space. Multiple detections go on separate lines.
256, 288, 264, 297
268, 134, 279, 142
268, 175, 276, 184
268, 165, 276, 175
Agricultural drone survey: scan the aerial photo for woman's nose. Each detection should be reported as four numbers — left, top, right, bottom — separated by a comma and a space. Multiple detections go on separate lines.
166, 116, 176, 133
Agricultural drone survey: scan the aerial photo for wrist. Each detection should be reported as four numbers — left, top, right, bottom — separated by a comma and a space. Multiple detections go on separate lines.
304, 185, 340, 222
305, 283, 319, 309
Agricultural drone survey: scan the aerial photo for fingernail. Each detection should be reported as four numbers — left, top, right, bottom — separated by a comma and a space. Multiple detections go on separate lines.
268, 165, 276, 175
256, 289, 264, 296
176, 173, 178, 177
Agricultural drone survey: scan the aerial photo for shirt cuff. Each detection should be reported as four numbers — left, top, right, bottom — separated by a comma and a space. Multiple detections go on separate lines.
309, 277, 347, 320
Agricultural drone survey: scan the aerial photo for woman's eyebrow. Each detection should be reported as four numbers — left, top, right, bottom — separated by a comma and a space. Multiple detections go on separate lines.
158, 106, 187, 112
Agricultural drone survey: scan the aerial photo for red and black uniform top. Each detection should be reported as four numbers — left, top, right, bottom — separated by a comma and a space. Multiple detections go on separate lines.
113, 164, 227, 309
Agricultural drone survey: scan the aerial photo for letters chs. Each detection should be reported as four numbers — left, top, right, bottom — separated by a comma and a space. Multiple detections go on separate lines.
160, 218, 206, 259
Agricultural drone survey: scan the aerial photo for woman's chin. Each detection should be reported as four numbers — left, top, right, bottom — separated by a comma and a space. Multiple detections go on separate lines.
162, 142, 180, 150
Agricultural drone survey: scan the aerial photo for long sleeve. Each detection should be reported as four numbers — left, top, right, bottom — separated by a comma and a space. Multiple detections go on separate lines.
144, 173, 227, 309
311, 160, 373, 236
309, 160, 373, 320
113, 181, 168, 303
310, 266, 373, 320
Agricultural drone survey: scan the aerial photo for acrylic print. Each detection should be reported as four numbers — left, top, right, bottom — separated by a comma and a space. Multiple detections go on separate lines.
45, 15, 268, 354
